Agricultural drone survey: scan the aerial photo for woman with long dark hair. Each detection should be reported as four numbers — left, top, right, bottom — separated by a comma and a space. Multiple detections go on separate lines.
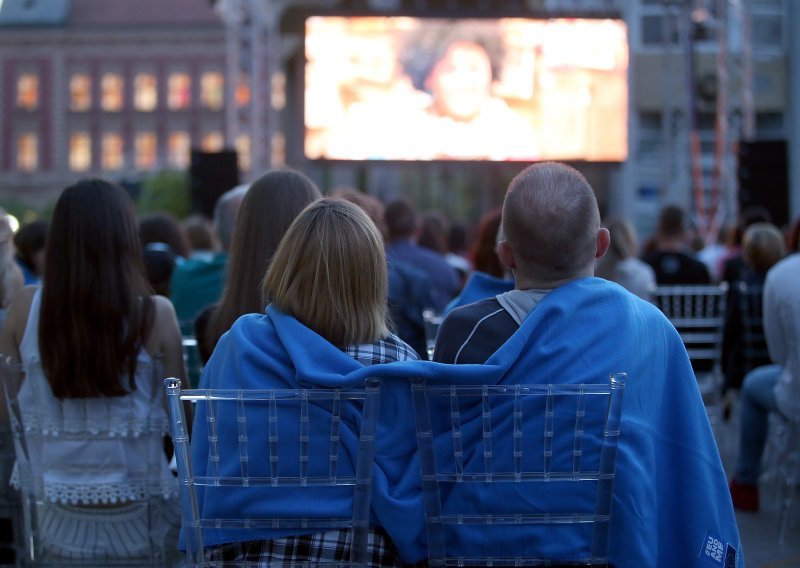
196, 169, 321, 362
0, 179, 186, 562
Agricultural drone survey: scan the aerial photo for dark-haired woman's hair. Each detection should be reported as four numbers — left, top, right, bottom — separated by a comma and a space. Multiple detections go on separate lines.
204, 170, 321, 356
39, 179, 154, 399
14, 219, 48, 275
470, 208, 503, 277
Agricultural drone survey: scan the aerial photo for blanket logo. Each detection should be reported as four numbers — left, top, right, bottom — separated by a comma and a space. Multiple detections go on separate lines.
699, 531, 737, 567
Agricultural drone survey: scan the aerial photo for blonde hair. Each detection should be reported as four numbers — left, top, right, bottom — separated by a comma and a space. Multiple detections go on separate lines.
263, 198, 389, 347
743, 222, 785, 273
0, 210, 22, 308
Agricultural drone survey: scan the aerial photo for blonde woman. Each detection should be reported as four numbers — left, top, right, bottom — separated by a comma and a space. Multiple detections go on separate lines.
595, 217, 656, 299
190, 198, 420, 566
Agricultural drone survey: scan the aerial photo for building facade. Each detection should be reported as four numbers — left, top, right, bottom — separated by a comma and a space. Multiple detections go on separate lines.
0, 0, 235, 204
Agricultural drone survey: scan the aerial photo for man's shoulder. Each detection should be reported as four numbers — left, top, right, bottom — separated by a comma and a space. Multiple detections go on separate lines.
443, 297, 506, 326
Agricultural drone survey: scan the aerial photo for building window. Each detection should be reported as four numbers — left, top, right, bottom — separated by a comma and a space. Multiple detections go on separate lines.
101, 72, 124, 111
236, 133, 250, 172
200, 71, 224, 110
102, 133, 124, 171
168, 132, 190, 169
69, 132, 92, 172
167, 72, 191, 110
70, 73, 92, 111
135, 132, 157, 170
16, 73, 39, 111
201, 131, 224, 152
236, 73, 250, 107
17, 133, 38, 171
134, 73, 158, 112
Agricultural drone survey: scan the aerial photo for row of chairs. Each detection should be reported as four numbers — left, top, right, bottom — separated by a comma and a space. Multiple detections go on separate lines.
3, 360, 625, 567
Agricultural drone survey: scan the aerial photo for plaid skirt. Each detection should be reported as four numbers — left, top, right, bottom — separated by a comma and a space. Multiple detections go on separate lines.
206, 527, 412, 567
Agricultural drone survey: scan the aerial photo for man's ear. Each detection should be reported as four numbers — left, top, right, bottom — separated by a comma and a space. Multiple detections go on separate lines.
497, 240, 516, 271
595, 227, 611, 259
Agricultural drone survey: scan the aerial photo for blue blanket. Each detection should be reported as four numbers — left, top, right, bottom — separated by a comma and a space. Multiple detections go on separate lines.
187, 277, 742, 567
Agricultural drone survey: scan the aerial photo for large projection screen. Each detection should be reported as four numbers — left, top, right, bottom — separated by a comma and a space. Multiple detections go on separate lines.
304, 16, 628, 162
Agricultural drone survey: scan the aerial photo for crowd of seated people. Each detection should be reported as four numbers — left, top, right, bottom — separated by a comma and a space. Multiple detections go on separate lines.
3, 163, 800, 566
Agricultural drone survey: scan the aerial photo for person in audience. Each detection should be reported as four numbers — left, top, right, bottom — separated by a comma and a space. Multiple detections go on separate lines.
196, 170, 320, 363
384, 199, 460, 313
444, 207, 513, 314
595, 217, 656, 300
0, 178, 186, 563
784, 214, 800, 256
642, 205, 711, 284
13, 219, 48, 285
729, 236, 800, 511
425, 162, 740, 565
418, 212, 470, 283
331, 188, 432, 356
721, 222, 785, 394
720, 207, 772, 286
139, 212, 191, 260
0, 210, 23, 329
183, 214, 219, 262
189, 198, 419, 565
446, 220, 472, 277
170, 185, 249, 331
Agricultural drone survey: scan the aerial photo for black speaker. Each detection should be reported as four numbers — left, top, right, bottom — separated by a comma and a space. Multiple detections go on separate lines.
190, 150, 240, 218
737, 140, 789, 228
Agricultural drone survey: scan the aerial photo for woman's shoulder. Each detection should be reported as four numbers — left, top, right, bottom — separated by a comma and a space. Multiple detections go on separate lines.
343, 333, 421, 366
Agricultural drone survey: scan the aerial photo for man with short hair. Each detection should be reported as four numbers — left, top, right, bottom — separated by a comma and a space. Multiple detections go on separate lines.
427, 163, 741, 566
384, 199, 460, 313
642, 204, 711, 285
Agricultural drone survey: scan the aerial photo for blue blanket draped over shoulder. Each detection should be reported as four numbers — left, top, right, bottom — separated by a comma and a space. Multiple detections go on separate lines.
186, 277, 742, 567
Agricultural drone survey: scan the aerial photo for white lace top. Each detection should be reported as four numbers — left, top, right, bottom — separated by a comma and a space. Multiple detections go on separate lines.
12, 289, 178, 505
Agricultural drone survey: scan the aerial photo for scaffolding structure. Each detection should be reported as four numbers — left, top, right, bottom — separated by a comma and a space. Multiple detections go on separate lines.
217, 0, 755, 238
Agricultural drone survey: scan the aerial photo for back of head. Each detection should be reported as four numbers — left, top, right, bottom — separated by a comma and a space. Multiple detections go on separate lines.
264, 198, 389, 347
139, 212, 190, 258
384, 199, 417, 241
742, 222, 785, 273
213, 183, 249, 252
330, 187, 387, 238
14, 218, 48, 274
206, 169, 321, 353
40, 178, 153, 399
471, 207, 504, 277
502, 163, 600, 283
418, 212, 449, 254
657, 205, 686, 239
183, 214, 217, 252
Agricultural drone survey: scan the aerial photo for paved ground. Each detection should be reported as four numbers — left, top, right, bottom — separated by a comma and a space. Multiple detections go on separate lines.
717, 416, 800, 568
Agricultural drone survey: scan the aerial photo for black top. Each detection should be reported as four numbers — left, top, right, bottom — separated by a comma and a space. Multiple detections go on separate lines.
642, 251, 711, 285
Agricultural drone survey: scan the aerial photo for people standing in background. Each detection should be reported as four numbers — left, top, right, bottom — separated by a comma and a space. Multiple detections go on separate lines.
0, 210, 23, 329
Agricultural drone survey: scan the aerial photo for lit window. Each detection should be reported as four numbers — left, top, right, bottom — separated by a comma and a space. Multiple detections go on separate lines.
201, 132, 224, 152
236, 73, 250, 107
17, 133, 38, 171
101, 73, 124, 111
271, 132, 285, 167
135, 132, 158, 170
236, 133, 251, 171
102, 133, 124, 171
167, 72, 191, 110
69, 132, 92, 172
17, 73, 39, 111
168, 132, 191, 168
70, 74, 92, 111
200, 72, 224, 110
134, 73, 158, 112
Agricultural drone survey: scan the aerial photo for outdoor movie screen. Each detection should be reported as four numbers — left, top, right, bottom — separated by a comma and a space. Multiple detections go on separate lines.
304, 16, 628, 162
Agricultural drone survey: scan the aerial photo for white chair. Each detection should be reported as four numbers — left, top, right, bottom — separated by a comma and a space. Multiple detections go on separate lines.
165, 376, 382, 567
411, 373, 625, 566
1, 359, 179, 567
651, 284, 728, 404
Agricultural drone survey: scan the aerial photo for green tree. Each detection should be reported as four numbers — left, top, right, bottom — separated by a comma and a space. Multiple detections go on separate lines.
137, 169, 191, 218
